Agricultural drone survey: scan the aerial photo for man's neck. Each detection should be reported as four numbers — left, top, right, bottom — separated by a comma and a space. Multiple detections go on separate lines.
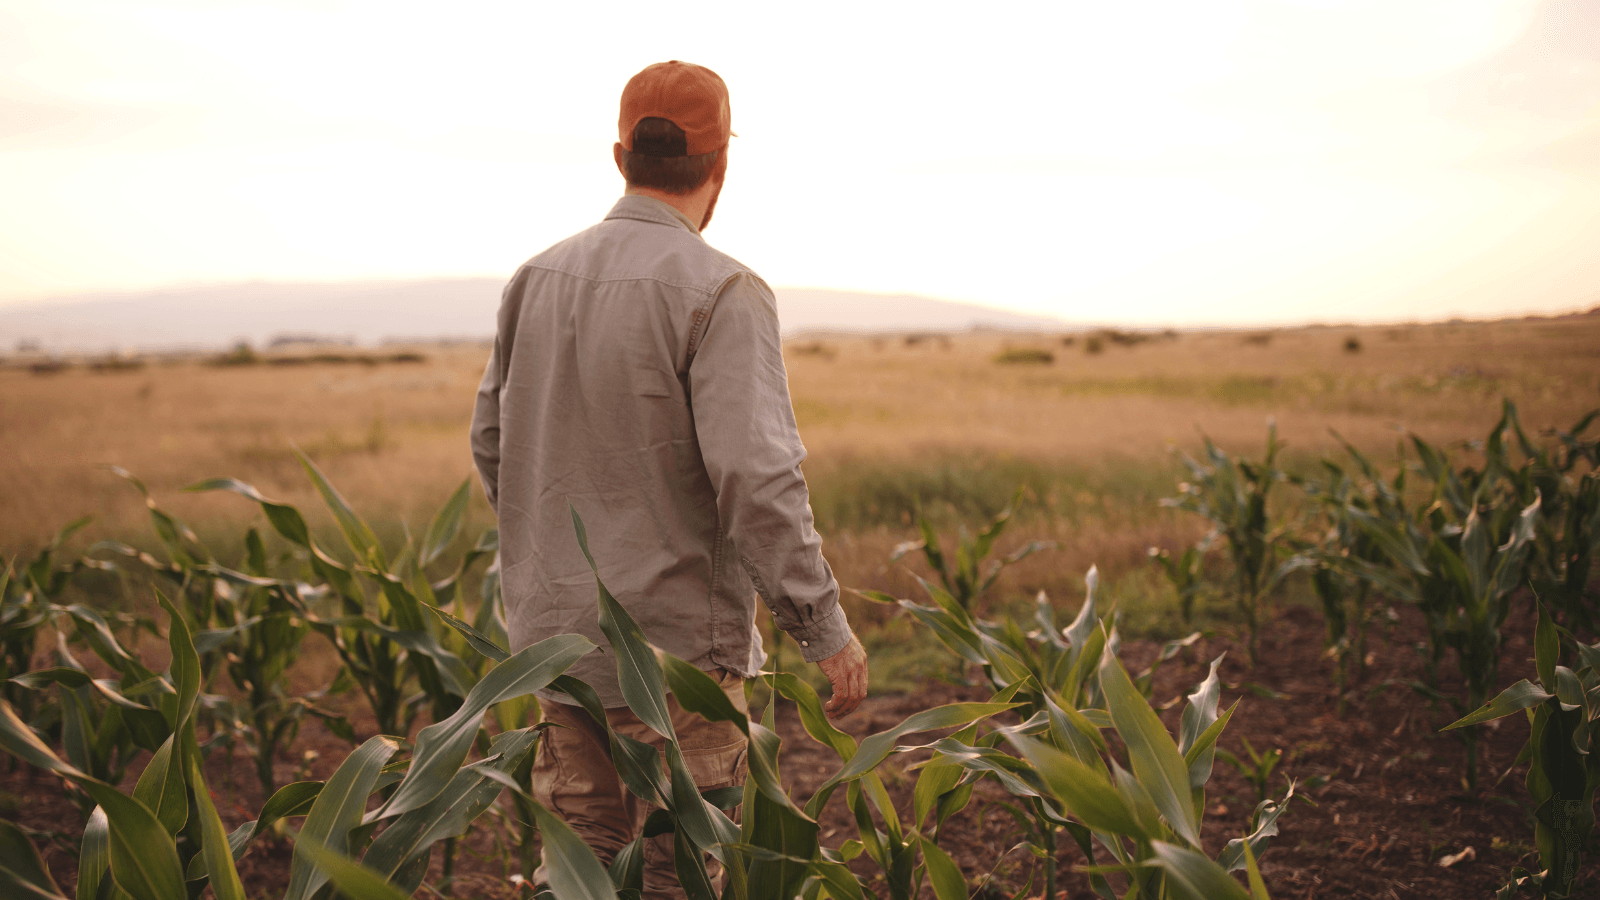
624, 185, 710, 233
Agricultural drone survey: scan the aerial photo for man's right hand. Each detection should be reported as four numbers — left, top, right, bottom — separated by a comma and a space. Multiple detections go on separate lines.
816, 633, 868, 719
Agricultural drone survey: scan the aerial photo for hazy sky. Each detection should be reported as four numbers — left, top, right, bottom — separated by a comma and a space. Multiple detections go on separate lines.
2, 0, 1597, 326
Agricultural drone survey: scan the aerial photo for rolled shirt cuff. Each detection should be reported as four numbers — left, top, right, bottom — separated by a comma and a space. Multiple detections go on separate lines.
786, 604, 852, 663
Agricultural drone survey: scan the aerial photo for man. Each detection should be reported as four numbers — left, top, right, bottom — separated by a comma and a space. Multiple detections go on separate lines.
469, 60, 869, 897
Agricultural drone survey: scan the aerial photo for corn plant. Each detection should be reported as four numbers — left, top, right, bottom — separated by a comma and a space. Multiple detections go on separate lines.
1148, 537, 1210, 625
1214, 737, 1282, 809
906, 625, 1285, 900
1162, 422, 1291, 665
1, 517, 96, 736
1286, 438, 1399, 715
1343, 412, 1543, 793
1494, 403, 1600, 636
91, 476, 354, 797
554, 506, 1033, 900
191, 455, 490, 743
861, 562, 1277, 899
890, 486, 1053, 615
0, 587, 595, 900
1444, 602, 1600, 899
7, 600, 177, 818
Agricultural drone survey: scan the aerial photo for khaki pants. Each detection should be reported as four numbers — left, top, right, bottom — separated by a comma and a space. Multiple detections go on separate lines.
530, 669, 749, 900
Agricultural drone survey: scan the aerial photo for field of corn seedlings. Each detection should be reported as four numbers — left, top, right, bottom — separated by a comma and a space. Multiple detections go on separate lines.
2, 311, 1599, 898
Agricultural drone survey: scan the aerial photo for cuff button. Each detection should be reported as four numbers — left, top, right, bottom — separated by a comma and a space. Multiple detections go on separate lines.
800, 640, 809, 648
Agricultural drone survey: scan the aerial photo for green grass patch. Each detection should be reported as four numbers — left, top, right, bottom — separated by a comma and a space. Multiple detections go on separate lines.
804, 453, 1182, 532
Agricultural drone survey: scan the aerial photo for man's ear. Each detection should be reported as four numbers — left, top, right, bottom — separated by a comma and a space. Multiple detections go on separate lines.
613, 143, 626, 179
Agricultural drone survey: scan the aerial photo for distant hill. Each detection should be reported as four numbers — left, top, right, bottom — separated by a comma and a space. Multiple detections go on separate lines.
0, 279, 1069, 353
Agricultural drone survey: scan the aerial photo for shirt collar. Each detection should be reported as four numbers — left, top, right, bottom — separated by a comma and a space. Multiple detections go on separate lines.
604, 193, 702, 236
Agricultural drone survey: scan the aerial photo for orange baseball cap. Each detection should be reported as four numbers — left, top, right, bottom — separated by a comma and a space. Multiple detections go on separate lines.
618, 61, 734, 157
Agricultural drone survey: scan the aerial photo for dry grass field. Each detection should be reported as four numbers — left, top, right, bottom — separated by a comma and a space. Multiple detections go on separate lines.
4, 310, 1600, 898
3, 311, 1597, 645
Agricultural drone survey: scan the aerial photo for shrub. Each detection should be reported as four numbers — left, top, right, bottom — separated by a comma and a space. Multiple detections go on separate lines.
994, 347, 1054, 365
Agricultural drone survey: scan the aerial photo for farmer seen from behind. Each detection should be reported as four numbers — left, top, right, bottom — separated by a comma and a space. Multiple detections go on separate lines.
469, 60, 869, 898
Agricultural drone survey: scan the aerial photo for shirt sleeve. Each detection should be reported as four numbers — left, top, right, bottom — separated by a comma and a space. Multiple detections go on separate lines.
470, 337, 502, 511
688, 272, 852, 663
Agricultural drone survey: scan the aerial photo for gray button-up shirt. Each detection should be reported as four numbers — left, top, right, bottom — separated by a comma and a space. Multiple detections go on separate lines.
471, 194, 852, 707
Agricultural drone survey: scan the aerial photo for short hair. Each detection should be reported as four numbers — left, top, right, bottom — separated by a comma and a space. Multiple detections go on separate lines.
619, 117, 721, 194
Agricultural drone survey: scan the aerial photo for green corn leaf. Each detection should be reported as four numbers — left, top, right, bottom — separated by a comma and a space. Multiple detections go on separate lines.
1042, 692, 1108, 770
658, 652, 748, 734
919, 836, 966, 900
1099, 636, 1202, 847
1064, 567, 1101, 659
918, 519, 948, 582
572, 507, 675, 741
1145, 840, 1252, 900
922, 739, 1055, 810
0, 703, 184, 900
182, 729, 246, 900
912, 748, 968, 828
7, 667, 94, 691
284, 735, 401, 900
75, 807, 108, 900
1530, 703, 1592, 895
671, 827, 717, 900
571, 511, 742, 864
897, 601, 986, 665
1536, 602, 1560, 695
745, 719, 808, 816
608, 837, 645, 893
1063, 625, 1107, 708
71, 783, 183, 900
812, 861, 868, 900
60, 605, 151, 682
1443, 680, 1552, 730
430, 604, 510, 662
0, 865, 70, 900
154, 591, 200, 734
663, 739, 742, 861
743, 776, 819, 900
1489, 493, 1541, 600
547, 676, 672, 809
1577, 640, 1600, 679
0, 818, 65, 900
766, 672, 858, 762
526, 793, 621, 900
293, 836, 414, 900
189, 780, 323, 879
420, 478, 471, 568
296, 450, 387, 569
380, 633, 594, 820
57, 684, 96, 774
186, 477, 315, 549
1183, 702, 1239, 795
915, 573, 971, 625
363, 729, 539, 890
1460, 507, 1489, 601
1178, 654, 1226, 757
1555, 667, 1584, 710
130, 736, 187, 836
1242, 836, 1271, 900
1014, 735, 1143, 837
807, 702, 1018, 816
1111, 760, 1166, 839
1217, 783, 1295, 872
